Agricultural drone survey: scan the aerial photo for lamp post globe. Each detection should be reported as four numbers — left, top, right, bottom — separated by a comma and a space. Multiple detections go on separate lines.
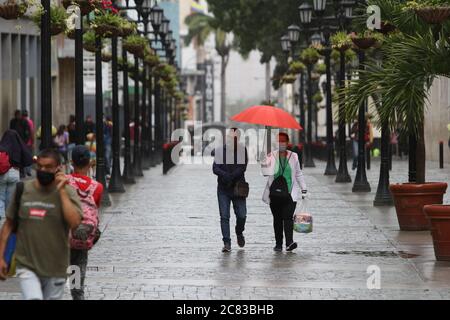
150, 4, 163, 33
288, 24, 301, 43
299, 2, 313, 24
281, 35, 291, 53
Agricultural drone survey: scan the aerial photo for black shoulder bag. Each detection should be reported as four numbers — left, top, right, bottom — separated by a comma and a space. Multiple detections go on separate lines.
269, 153, 292, 204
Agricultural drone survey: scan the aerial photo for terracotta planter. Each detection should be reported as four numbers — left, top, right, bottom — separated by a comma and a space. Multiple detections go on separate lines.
351, 37, 376, 50
390, 182, 448, 231
415, 7, 450, 25
424, 205, 450, 261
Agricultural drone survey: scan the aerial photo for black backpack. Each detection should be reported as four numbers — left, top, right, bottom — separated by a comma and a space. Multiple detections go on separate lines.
269, 153, 292, 204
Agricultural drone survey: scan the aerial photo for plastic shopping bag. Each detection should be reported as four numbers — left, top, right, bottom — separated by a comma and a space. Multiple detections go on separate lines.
294, 200, 312, 233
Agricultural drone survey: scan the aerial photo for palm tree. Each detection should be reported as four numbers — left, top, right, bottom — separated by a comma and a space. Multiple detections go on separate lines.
342, 0, 450, 184
185, 12, 234, 123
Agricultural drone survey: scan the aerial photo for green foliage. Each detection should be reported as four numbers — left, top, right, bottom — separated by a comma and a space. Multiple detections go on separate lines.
31, 4, 68, 31
123, 34, 147, 48
287, 61, 305, 75
313, 92, 323, 103
315, 63, 326, 75
301, 47, 320, 65
331, 31, 353, 50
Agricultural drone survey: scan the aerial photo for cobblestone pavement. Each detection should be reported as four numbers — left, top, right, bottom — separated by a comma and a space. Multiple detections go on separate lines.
1, 155, 450, 300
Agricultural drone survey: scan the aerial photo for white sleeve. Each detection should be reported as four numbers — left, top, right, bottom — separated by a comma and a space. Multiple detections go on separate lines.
261, 152, 276, 177
293, 153, 307, 191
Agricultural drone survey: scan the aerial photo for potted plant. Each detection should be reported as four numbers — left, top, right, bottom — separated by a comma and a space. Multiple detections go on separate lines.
315, 63, 326, 75
91, 11, 123, 37
0, 0, 28, 20
281, 74, 297, 84
423, 205, 450, 261
350, 30, 378, 50
287, 61, 305, 75
101, 51, 112, 62
122, 34, 147, 57
144, 52, 159, 68
405, 0, 450, 24
331, 31, 353, 51
83, 30, 104, 52
119, 19, 136, 38
62, 0, 99, 16
343, 11, 449, 232
31, 4, 68, 36
301, 47, 320, 65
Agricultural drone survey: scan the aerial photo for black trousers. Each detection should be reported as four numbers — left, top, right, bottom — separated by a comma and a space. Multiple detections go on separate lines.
70, 249, 88, 300
270, 200, 297, 247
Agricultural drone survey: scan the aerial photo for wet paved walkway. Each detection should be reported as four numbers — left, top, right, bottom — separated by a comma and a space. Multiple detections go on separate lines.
1, 156, 450, 300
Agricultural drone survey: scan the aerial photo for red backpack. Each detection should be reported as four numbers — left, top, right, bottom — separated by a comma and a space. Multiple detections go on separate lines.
0, 151, 11, 175
67, 175, 100, 250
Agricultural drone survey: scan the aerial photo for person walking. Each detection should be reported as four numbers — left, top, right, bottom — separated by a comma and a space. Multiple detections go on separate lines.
68, 145, 103, 300
0, 130, 33, 220
0, 148, 83, 300
213, 128, 248, 253
350, 121, 359, 170
84, 115, 95, 137
9, 110, 31, 146
103, 116, 113, 176
21, 110, 34, 177
261, 132, 307, 252
54, 125, 69, 171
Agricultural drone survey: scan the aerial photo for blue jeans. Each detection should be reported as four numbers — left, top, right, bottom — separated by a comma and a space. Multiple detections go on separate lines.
0, 168, 20, 219
217, 189, 247, 244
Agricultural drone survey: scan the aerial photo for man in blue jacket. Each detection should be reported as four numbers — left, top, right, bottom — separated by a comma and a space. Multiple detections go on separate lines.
213, 128, 248, 252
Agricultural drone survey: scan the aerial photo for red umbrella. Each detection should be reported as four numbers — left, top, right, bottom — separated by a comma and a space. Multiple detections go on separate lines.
230, 105, 302, 130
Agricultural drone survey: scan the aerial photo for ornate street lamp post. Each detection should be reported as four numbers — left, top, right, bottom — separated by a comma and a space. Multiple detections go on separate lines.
40, 0, 52, 149
298, 2, 316, 168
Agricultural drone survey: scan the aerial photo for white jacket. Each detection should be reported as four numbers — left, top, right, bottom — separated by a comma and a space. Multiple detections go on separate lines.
261, 150, 307, 204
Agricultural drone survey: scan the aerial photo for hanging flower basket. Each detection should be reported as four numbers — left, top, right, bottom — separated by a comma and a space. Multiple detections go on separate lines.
50, 24, 65, 36
101, 52, 112, 62
62, 0, 97, 16
119, 20, 136, 38
301, 47, 320, 65
351, 37, 376, 50
415, 6, 450, 24
282, 75, 297, 84
0, 0, 28, 20
83, 43, 96, 52
311, 72, 321, 81
94, 24, 121, 38
66, 28, 86, 40
379, 21, 396, 35
144, 54, 159, 68
123, 43, 143, 56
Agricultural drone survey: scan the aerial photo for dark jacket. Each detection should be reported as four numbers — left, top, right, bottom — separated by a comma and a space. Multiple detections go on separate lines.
9, 118, 31, 143
0, 129, 33, 169
213, 142, 248, 194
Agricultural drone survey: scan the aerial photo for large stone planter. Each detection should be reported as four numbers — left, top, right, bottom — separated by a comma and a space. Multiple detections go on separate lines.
389, 182, 447, 231
423, 204, 450, 261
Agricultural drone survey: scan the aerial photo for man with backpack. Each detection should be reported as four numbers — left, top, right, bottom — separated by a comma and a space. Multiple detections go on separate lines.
67, 145, 103, 300
9, 110, 31, 146
261, 132, 307, 252
0, 130, 33, 220
213, 128, 249, 253
0, 148, 83, 300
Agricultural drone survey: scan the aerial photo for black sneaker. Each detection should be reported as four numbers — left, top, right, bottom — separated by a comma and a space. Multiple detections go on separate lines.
286, 242, 298, 252
222, 243, 231, 253
237, 234, 245, 248
273, 246, 282, 252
